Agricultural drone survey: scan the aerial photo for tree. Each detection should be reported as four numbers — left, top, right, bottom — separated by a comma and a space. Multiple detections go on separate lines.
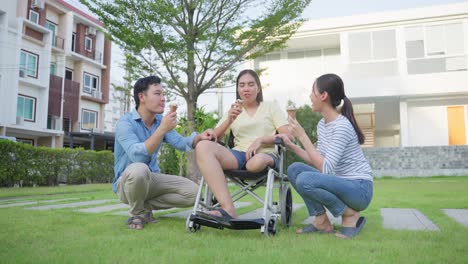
81, 0, 311, 180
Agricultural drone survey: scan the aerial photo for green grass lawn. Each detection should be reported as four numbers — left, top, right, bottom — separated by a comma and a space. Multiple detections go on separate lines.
1, 177, 468, 263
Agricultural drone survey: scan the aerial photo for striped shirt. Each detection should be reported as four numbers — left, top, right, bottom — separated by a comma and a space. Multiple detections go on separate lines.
316, 114, 373, 181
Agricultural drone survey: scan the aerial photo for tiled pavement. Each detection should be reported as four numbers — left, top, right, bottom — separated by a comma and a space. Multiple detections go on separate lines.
1, 197, 467, 231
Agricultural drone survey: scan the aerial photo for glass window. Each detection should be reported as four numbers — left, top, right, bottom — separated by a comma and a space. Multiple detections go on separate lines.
45, 21, 57, 47
445, 23, 464, 54
50, 63, 56, 75
349, 30, 396, 62
17, 95, 35, 121
29, 10, 39, 24
81, 110, 97, 130
349, 32, 372, 61
85, 36, 92, 51
72, 33, 76, 52
373, 30, 396, 60
426, 25, 445, 55
19, 51, 38, 78
83, 73, 99, 94
405, 23, 466, 74
65, 69, 73, 80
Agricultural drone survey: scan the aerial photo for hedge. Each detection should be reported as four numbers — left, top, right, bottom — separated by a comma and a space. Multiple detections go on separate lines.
0, 140, 113, 187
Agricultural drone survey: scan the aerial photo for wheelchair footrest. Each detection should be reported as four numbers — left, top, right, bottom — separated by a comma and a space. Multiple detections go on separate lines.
191, 213, 265, 230
190, 214, 225, 230
229, 218, 265, 230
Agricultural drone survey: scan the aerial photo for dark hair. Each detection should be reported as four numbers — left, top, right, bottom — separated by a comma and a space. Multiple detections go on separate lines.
235, 69, 263, 103
133, 76, 162, 109
314, 73, 365, 145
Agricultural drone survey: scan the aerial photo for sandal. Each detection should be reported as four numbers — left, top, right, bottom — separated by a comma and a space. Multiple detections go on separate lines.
126, 215, 145, 230
296, 224, 335, 234
144, 212, 157, 224
336, 216, 366, 239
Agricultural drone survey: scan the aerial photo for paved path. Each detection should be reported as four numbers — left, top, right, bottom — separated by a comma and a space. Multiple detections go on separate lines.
3, 197, 468, 231
442, 209, 468, 227
0, 198, 80, 208
27, 199, 115, 211
381, 208, 439, 231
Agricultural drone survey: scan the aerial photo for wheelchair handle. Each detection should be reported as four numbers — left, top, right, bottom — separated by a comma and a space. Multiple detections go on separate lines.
274, 137, 284, 146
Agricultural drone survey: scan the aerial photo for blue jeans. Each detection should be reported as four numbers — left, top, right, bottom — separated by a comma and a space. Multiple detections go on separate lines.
287, 162, 373, 217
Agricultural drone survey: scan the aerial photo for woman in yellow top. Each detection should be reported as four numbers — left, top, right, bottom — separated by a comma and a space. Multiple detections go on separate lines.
195, 69, 290, 221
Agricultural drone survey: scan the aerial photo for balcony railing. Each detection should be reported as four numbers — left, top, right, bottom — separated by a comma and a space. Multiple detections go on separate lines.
52, 35, 65, 50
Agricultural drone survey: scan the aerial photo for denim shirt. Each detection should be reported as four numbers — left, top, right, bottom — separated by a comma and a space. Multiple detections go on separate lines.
112, 110, 197, 192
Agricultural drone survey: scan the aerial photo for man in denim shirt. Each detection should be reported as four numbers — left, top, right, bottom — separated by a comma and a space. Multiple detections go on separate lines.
113, 76, 216, 230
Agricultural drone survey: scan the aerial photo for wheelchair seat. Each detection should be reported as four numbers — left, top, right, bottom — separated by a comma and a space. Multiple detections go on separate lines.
186, 137, 293, 236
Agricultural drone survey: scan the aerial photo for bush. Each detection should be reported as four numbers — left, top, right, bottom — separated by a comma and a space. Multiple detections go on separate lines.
0, 140, 113, 187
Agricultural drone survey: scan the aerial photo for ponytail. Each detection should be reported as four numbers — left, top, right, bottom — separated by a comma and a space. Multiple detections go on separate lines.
341, 97, 365, 145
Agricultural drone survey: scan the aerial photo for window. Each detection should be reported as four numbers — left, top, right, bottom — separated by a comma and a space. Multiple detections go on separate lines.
29, 10, 39, 24
17, 95, 36, 122
405, 23, 466, 74
63, 118, 71, 132
85, 36, 92, 51
83, 73, 99, 94
45, 20, 57, 47
20, 50, 38, 78
349, 30, 397, 62
65, 68, 73, 80
348, 30, 398, 77
81, 109, 97, 130
71, 33, 76, 52
50, 63, 56, 75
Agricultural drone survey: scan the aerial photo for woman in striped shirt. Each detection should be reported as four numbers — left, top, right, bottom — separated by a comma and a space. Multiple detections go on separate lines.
276, 73, 373, 239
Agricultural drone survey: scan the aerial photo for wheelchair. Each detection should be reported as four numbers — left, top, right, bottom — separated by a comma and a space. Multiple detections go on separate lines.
186, 137, 293, 236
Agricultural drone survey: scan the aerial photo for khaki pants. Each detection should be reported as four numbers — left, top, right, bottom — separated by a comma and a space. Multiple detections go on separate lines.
116, 162, 198, 217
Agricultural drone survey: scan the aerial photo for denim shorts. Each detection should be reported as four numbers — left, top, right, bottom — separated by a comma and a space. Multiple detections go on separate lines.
230, 149, 279, 170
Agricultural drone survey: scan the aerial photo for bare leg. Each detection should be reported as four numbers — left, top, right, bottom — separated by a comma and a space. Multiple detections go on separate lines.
335, 207, 360, 238
245, 153, 274, 172
195, 141, 239, 218
296, 212, 334, 234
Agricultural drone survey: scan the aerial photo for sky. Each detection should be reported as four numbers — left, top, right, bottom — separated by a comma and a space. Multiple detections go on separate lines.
66, 0, 468, 113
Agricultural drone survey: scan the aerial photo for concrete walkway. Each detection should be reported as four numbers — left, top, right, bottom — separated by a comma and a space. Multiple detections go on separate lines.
2, 197, 467, 231
381, 208, 439, 231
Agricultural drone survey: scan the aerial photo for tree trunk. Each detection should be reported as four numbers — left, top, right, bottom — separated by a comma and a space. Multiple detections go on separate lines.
185, 96, 202, 183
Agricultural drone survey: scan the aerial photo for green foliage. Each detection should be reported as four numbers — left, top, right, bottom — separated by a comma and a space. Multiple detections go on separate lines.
81, 0, 311, 131
285, 104, 322, 167
0, 140, 113, 187
158, 108, 220, 175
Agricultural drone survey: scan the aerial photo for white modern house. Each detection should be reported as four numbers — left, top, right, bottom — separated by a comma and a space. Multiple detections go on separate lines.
0, 0, 112, 149
252, 2, 468, 148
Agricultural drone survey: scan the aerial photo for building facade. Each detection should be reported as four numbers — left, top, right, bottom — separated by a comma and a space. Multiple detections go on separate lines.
0, 0, 112, 149
252, 2, 468, 148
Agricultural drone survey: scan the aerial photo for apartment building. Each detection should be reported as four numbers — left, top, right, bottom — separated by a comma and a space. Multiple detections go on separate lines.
252, 2, 468, 148
0, 0, 112, 149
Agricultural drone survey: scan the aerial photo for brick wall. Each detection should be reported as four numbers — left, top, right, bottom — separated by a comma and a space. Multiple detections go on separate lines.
363, 146, 468, 177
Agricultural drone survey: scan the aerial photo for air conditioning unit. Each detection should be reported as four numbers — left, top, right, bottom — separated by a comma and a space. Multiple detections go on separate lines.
19, 69, 25, 78
31, 0, 45, 9
87, 27, 97, 35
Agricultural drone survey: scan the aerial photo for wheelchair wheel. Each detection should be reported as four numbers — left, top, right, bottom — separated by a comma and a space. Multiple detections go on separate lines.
265, 217, 277, 236
280, 185, 293, 227
185, 214, 201, 233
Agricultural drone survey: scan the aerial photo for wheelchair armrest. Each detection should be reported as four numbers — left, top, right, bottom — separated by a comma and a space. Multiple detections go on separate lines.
274, 137, 284, 146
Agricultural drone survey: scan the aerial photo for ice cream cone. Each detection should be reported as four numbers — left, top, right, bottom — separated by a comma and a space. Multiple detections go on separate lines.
287, 107, 297, 119
169, 102, 178, 113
